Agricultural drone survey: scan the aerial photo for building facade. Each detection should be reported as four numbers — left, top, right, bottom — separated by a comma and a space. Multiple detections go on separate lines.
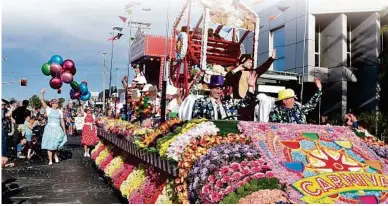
244, 0, 387, 117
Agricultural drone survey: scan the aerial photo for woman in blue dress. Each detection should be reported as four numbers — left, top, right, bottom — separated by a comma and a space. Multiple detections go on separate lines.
40, 88, 67, 165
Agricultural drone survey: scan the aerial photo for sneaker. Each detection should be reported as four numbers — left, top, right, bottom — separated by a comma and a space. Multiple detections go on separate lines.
86, 153, 90, 157
48, 161, 53, 165
84, 153, 88, 157
54, 156, 59, 163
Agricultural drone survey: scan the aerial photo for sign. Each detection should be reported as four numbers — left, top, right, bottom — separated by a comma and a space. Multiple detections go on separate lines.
130, 29, 145, 62
293, 172, 388, 204
75, 117, 84, 130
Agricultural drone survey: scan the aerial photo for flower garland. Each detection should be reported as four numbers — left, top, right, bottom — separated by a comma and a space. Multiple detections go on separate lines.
113, 163, 135, 190
188, 143, 262, 204
127, 167, 167, 204
95, 146, 111, 166
91, 141, 106, 160
155, 179, 178, 204
166, 121, 220, 162
119, 165, 146, 198
175, 134, 251, 204
99, 152, 114, 171
158, 119, 207, 157
220, 178, 285, 204
104, 156, 124, 178
238, 189, 290, 204
135, 119, 182, 150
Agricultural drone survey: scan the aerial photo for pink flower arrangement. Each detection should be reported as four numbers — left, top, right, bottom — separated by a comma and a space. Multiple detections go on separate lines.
113, 164, 135, 189
198, 159, 272, 203
91, 144, 106, 160
99, 153, 114, 170
238, 189, 290, 204
127, 167, 167, 204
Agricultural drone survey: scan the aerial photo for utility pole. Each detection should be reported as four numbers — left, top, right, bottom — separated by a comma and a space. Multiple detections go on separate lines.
108, 32, 115, 107
101, 52, 108, 115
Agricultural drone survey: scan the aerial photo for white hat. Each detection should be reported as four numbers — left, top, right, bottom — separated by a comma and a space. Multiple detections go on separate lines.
157, 85, 178, 96
142, 84, 153, 92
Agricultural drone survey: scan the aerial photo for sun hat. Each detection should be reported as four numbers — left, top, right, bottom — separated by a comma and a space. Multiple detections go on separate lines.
278, 89, 297, 101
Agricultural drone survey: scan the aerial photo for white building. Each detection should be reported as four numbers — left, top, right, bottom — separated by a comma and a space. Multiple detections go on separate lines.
243, 0, 388, 117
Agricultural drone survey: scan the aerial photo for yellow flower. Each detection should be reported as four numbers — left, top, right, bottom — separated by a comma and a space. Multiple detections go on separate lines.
119, 166, 146, 198
104, 156, 124, 177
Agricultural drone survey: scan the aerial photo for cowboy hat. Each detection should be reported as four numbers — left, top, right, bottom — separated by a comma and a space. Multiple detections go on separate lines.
278, 89, 297, 101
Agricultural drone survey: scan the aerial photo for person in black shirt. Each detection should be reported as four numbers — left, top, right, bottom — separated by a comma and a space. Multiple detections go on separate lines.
12, 100, 31, 137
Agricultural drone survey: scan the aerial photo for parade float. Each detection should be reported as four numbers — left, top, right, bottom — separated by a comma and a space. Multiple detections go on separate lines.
91, 0, 387, 204
93, 117, 388, 204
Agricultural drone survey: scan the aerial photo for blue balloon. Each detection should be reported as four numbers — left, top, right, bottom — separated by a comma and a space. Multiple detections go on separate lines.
50, 55, 64, 65
80, 91, 91, 101
79, 82, 88, 95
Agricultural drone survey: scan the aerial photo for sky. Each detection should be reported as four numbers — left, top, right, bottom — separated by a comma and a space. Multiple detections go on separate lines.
2, 0, 388, 101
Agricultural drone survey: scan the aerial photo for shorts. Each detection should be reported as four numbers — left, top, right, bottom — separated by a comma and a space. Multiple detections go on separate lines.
25, 134, 32, 142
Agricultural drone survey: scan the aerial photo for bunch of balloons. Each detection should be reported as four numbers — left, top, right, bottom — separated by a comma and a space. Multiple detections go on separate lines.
41, 55, 90, 101
70, 81, 91, 101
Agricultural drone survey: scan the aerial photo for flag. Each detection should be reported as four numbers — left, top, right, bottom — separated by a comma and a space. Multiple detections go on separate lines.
107, 33, 124, 41
277, 5, 290, 12
113, 27, 123, 31
119, 16, 127, 23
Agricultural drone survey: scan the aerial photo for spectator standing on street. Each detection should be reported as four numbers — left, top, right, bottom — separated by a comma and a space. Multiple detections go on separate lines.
40, 88, 67, 165
12, 100, 31, 136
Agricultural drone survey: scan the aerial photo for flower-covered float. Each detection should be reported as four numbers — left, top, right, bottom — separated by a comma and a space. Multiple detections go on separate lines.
93, 118, 388, 204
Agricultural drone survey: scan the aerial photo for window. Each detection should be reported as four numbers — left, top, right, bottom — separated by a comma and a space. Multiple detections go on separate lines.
272, 27, 285, 71
315, 25, 321, 67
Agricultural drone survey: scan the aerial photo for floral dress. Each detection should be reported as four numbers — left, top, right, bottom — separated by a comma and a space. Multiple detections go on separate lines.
41, 107, 67, 150
81, 114, 98, 146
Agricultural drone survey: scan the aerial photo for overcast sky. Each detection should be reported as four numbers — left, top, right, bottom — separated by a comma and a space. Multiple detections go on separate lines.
2, 0, 388, 101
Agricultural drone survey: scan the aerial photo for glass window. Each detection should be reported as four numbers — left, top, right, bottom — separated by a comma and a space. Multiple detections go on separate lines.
315, 54, 320, 67
272, 27, 285, 72
273, 58, 285, 72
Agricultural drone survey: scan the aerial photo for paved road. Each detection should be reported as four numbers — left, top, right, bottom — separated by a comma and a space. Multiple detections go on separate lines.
2, 136, 122, 204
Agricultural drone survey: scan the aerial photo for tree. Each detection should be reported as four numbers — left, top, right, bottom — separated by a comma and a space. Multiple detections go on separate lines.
29, 95, 41, 109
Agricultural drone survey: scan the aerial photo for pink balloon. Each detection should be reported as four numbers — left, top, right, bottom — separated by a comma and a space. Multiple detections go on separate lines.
72, 90, 81, 99
50, 64, 62, 77
62, 59, 76, 75
61, 72, 73, 84
49, 77, 63, 89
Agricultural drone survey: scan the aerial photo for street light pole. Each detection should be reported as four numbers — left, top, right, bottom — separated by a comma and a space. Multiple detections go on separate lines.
109, 32, 115, 109
101, 52, 108, 115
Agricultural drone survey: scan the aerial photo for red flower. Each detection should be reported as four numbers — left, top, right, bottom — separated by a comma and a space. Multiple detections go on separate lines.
215, 179, 222, 188
221, 176, 230, 183
208, 175, 215, 183
252, 172, 265, 179
241, 168, 250, 175
220, 167, 229, 175
265, 171, 275, 178
230, 162, 241, 170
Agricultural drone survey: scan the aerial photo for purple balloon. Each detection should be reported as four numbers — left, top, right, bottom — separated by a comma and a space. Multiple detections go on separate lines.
72, 90, 81, 99
61, 72, 73, 84
49, 77, 63, 89
50, 64, 63, 77
62, 59, 76, 75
